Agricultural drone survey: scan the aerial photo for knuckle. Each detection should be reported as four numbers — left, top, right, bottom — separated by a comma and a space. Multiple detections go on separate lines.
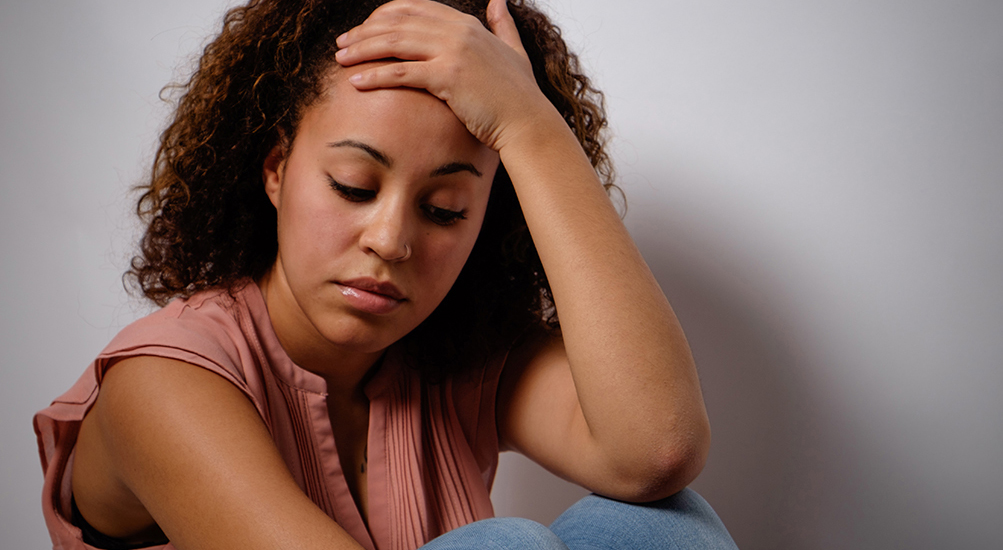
371, 1, 398, 16
391, 64, 409, 78
461, 13, 482, 28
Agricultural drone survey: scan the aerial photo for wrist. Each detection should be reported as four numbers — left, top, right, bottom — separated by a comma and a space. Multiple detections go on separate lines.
494, 96, 571, 157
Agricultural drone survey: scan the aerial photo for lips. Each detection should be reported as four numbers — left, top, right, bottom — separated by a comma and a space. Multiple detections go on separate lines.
335, 277, 406, 315
338, 278, 406, 300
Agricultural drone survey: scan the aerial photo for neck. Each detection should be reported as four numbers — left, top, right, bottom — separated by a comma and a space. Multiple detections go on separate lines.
257, 267, 385, 399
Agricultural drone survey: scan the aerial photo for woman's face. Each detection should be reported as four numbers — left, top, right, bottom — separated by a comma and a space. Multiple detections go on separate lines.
262, 64, 499, 364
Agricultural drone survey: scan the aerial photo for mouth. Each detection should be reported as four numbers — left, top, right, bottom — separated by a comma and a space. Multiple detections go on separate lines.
335, 277, 407, 315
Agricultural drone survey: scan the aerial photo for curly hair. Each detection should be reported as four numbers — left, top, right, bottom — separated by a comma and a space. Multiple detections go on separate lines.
128, 0, 617, 380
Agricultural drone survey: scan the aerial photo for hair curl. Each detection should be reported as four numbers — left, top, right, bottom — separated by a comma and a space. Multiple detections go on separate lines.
128, 0, 618, 380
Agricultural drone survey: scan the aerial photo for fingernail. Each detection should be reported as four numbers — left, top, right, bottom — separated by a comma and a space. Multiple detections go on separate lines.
349, 73, 363, 84
336, 32, 348, 46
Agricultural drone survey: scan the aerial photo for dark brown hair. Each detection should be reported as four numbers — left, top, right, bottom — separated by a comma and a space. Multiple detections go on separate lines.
128, 0, 617, 379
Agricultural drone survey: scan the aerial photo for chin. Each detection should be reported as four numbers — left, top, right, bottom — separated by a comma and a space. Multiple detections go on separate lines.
316, 315, 410, 353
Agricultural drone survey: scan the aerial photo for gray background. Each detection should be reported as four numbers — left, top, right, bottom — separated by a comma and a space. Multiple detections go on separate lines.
3, 1, 1001, 548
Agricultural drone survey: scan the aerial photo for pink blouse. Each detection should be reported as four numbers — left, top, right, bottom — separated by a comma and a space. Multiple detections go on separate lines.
34, 281, 507, 550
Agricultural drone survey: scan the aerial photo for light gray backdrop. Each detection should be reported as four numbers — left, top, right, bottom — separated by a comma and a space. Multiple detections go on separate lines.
2, 1, 1001, 548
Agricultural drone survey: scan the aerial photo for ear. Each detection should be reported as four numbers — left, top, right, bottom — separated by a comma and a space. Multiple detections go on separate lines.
262, 140, 287, 208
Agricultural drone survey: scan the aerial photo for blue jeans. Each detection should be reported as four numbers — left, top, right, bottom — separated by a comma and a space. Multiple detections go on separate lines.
419, 489, 738, 549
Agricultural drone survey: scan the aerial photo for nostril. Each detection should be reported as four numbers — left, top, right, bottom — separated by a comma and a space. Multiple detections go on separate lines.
360, 234, 410, 262
358, 201, 413, 261
386, 244, 411, 262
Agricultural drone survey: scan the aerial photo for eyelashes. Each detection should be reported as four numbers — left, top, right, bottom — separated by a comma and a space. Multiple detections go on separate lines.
327, 178, 375, 202
420, 204, 468, 226
327, 176, 468, 226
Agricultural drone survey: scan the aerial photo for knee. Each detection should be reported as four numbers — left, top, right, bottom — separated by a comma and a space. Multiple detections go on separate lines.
484, 517, 564, 549
550, 490, 738, 550
424, 517, 567, 550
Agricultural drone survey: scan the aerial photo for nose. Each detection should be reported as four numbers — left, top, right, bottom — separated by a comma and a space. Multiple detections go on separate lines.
358, 196, 412, 262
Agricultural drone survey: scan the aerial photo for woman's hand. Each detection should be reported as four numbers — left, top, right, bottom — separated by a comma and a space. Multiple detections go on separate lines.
334, 0, 552, 152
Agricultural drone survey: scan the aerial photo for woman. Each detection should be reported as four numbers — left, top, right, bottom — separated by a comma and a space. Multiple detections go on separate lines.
35, 0, 737, 548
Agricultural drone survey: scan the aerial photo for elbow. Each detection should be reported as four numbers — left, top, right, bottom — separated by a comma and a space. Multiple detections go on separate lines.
610, 421, 711, 503
645, 430, 711, 502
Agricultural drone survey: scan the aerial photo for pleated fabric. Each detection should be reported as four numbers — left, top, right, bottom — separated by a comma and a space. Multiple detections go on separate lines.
35, 281, 506, 550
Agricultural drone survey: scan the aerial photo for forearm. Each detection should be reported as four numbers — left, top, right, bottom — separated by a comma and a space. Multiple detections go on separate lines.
499, 104, 710, 487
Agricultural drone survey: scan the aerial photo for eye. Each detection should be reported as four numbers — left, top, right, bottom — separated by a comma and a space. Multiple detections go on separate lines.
327, 176, 375, 202
421, 204, 468, 226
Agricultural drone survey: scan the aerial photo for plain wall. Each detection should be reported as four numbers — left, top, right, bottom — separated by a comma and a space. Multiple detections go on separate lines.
2, 1, 1001, 548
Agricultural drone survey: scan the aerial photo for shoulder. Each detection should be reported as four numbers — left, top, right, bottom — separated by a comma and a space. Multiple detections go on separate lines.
88, 355, 269, 473
35, 282, 281, 549
72, 355, 348, 550
71, 355, 263, 539
98, 282, 267, 393
106, 285, 245, 355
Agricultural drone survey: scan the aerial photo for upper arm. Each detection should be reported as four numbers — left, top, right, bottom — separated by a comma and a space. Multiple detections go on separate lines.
496, 333, 603, 486
73, 356, 362, 550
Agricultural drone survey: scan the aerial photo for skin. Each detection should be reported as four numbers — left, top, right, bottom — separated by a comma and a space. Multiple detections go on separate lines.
71, 1, 711, 549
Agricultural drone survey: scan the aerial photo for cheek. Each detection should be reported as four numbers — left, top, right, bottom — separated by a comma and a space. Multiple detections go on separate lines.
278, 185, 356, 268
429, 194, 490, 277
413, 222, 483, 295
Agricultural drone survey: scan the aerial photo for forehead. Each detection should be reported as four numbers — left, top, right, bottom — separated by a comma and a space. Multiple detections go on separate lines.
294, 64, 489, 164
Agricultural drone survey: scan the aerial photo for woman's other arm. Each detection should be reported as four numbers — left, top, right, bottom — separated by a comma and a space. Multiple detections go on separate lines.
490, 22, 710, 502
335, 0, 710, 502
72, 356, 365, 550
493, 99, 710, 501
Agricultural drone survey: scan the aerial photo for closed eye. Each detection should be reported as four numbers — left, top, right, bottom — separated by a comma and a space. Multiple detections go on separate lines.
421, 204, 467, 226
327, 177, 375, 202
328, 175, 466, 225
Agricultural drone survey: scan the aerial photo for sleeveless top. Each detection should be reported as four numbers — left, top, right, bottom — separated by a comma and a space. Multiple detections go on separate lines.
34, 281, 507, 550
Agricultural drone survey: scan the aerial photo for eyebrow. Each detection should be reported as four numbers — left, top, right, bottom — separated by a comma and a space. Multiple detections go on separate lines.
328, 139, 484, 179
329, 139, 392, 168
430, 162, 483, 178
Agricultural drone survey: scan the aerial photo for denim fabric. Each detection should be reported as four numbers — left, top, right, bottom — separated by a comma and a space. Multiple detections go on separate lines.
419, 489, 738, 550
419, 517, 568, 550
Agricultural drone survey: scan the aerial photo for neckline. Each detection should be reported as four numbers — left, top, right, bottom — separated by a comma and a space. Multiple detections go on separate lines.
238, 279, 396, 550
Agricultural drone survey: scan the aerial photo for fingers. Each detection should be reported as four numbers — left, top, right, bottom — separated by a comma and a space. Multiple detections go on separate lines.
345, 62, 440, 95
335, 22, 439, 66
336, 4, 472, 69
486, 0, 526, 56
336, 0, 469, 52
334, 0, 540, 138
337, 0, 528, 67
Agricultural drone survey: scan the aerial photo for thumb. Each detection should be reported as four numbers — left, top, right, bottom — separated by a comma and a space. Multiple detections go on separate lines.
486, 0, 526, 56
